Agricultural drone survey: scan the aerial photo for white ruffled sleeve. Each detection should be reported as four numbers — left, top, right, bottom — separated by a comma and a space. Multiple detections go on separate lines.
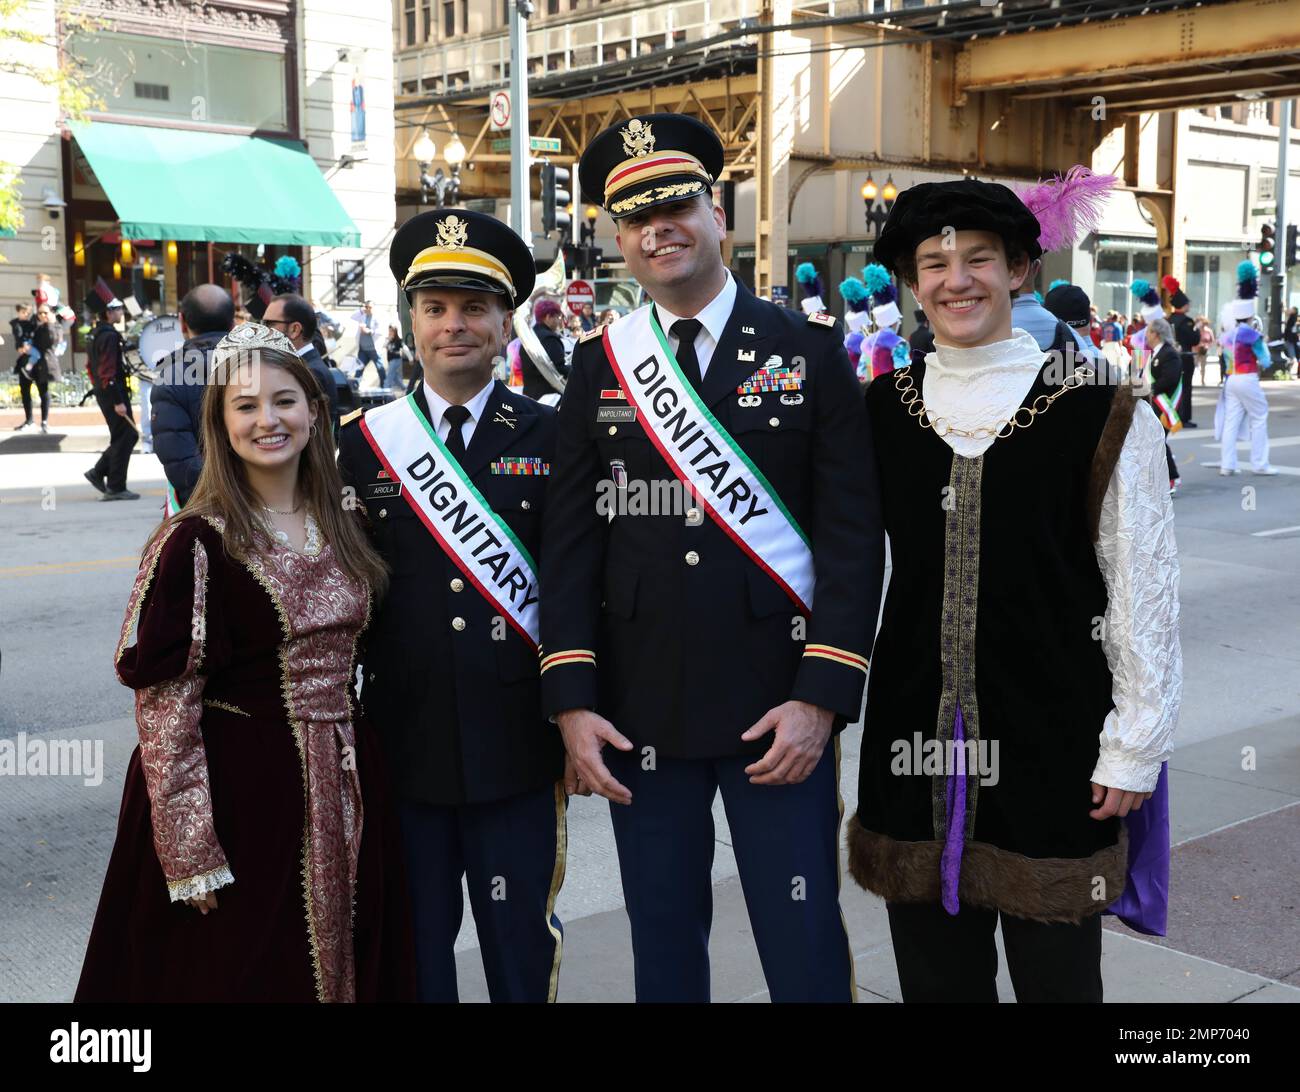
1092, 404, 1182, 793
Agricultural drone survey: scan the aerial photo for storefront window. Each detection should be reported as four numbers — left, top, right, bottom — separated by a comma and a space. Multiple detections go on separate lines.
69, 31, 288, 131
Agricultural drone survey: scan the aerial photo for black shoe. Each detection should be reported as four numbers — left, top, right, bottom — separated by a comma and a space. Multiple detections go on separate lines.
83, 469, 107, 494
100, 489, 141, 501
1184, 421, 1199, 428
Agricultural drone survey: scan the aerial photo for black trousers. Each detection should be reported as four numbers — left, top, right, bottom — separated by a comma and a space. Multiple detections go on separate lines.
18, 368, 49, 422
886, 901, 1103, 1003
1178, 352, 1196, 423
91, 388, 136, 493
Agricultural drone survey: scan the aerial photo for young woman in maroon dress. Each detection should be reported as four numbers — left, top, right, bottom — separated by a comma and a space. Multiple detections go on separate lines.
77, 323, 415, 1002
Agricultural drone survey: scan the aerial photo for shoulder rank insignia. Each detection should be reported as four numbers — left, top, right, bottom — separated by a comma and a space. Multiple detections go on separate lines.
340, 407, 366, 427
807, 312, 836, 328
578, 326, 604, 344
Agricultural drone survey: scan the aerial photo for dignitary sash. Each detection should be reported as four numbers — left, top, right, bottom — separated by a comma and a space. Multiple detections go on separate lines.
604, 307, 815, 613
359, 393, 540, 647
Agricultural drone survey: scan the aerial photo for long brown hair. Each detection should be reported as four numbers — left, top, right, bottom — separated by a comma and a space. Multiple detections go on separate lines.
145, 345, 388, 597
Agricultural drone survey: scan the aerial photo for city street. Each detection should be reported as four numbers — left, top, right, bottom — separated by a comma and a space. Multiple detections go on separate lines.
2, 379, 1297, 1003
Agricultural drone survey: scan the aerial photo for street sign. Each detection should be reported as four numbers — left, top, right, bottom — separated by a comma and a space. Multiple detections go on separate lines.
492, 136, 564, 154
489, 90, 511, 131
565, 279, 594, 314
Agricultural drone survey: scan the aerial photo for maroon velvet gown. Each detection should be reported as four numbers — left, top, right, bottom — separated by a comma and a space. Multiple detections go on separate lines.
76, 514, 415, 1002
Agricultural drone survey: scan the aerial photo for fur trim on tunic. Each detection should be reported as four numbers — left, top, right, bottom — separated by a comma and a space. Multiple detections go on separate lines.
846, 813, 1128, 925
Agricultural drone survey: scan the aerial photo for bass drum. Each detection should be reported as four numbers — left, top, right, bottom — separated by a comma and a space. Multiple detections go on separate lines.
135, 314, 185, 381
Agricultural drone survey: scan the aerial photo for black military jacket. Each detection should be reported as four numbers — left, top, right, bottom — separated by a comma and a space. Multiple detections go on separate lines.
539, 281, 886, 758
337, 379, 564, 805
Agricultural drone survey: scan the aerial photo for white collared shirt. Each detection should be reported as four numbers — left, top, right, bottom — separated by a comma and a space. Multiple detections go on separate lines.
423, 378, 496, 448
654, 271, 738, 380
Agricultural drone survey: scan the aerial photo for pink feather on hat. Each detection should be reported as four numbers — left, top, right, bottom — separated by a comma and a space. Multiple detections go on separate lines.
1014, 165, 1118, 253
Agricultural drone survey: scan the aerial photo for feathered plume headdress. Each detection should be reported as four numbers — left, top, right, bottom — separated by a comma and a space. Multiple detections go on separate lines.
862, 263, 901, 329
1014, 165, 1118, 253
1227, 260, 1259, 321
221, 253, 303, 319
839, 275, 871, 334
1130, 279, 1164, 324
795, 261, 825, 315
1048, 278, 1070, 294
1162, 274, 1190, 309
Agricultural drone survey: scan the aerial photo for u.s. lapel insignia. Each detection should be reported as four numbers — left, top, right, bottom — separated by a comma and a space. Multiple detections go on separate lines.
493, 410, 517, 429
742, 325, 756, 335
737, 348, 756, 363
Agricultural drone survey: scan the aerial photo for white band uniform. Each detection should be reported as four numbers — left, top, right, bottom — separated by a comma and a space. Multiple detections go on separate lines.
603, 306, 816, 614
360, 392, 541, 647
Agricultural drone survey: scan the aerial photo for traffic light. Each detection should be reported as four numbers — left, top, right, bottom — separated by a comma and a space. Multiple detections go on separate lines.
541, 162, 572, 236
1259, 221, 1276, 270
1287, 224, 1299, 268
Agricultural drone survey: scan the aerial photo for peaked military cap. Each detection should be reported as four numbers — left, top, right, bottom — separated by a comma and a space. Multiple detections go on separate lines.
391, 209, 535, 308
579, 113, 723, 221
873, 179, 1044, 276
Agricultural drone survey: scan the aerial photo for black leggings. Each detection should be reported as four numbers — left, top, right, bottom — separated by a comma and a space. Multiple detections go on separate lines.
18, 368, 50, 423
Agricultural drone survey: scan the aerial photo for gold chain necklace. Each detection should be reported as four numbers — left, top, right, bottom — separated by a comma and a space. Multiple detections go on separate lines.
893, 363, 1095, 439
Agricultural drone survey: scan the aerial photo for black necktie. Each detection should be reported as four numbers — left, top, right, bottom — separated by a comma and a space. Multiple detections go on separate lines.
671, 318, 704, 390
443, 404, 470, 462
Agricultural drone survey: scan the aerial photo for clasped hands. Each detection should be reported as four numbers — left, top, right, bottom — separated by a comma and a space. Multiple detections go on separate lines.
556, 700, 834, 804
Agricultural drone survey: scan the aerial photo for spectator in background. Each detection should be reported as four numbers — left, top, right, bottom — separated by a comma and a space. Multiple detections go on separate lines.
523, 297, 569, 401
33, 273, 60, 311
262, 293, 342, 435
1009, 261, 1061, 349
1144, 317, 1184, 492
1284, 307, 1298, 373
597, 308, 617, 326
384, 324, 410, 394
1194, 315, 1214, 386
351, 300, 385, 386
16, 304, 55, 433
567, 312, 585, 339
10, 303, 37, 431
1099, 319, 1132, 379
151, 284, 236, 507
579, 301, 596, 332
1043, 282, 1101, 364
1088, 306, 1103, 347
907, 308, 933, 358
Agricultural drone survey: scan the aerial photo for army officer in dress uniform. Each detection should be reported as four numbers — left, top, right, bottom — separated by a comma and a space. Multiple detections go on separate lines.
337, 210, 567, 1003
540, 114, 887, 1002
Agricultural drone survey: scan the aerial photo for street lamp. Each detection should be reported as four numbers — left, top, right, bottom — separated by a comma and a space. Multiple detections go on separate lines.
862, 172, 898, 238
415, 130, 465, 207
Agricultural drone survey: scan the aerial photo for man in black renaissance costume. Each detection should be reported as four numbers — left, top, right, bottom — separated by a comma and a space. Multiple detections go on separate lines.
849, 180, 1182, 1002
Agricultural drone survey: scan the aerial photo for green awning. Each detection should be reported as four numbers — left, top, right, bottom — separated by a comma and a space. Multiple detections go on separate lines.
72, 122, 360, 247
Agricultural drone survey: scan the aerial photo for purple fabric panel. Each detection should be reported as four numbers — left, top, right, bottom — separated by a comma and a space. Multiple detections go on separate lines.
940, 704, 967, 915
1103, 761, 1170, 936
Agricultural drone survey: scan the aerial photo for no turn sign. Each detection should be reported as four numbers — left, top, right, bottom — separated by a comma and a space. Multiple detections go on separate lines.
489, 90, 511, 132
565, 279, 594, 314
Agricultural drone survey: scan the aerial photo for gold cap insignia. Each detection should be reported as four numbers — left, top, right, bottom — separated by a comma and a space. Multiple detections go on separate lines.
435, 214, 469, 250
620, 119, 655, 158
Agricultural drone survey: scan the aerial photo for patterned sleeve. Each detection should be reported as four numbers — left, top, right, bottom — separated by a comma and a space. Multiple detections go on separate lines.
1092, 406, 1182, 793
115, 520, 234, 902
